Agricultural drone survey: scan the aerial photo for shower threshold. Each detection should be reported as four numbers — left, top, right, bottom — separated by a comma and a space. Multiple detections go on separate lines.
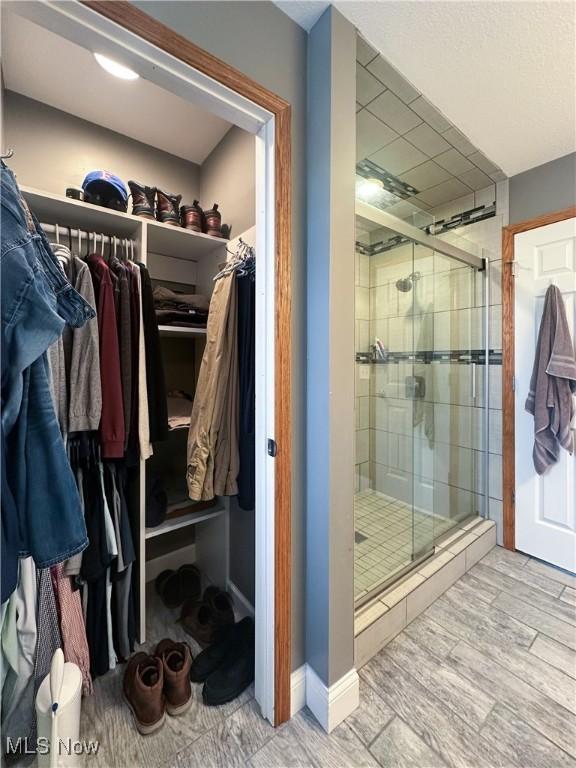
354, 517, 496, 668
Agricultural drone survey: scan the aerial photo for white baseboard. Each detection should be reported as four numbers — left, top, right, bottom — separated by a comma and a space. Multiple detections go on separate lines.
290, 665, 307, 717
227, 580, 255, 619
292, 664, 359, 733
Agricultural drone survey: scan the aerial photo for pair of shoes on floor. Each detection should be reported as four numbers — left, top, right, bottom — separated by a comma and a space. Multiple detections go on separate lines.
179, 586, 235, 647
155, 564, 201, 609
190, 617, 255, 706
128, 180, 223, 236
123, 639, 193, 735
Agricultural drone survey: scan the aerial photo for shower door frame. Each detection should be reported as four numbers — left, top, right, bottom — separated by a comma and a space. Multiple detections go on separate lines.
355, 202, 488, 606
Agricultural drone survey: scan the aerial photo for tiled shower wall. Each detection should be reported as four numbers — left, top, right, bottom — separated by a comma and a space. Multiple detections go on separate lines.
368, 239, 486, 527
354, 181, 507, 543
433, 182, 508, 544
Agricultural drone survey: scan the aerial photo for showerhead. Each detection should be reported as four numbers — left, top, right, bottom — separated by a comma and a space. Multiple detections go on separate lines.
395, 271, 421, 293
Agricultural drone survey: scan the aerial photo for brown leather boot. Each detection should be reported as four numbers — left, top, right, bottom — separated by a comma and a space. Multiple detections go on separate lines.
128, 180, 156, 219
155, 639, 193, 715
156, 189, 182, 226
204, 203, 222, 237
123, 653, 165, 735
180, 201, 204, 232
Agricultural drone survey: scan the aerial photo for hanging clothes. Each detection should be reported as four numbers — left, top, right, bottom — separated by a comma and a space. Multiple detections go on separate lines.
1, 558, 37, 742
51, 563, 92, 694
87, 253, 125, 458
1, 162, 93, 602
125, 260, 142, 465
187, 271, 239, 501
67, 250, 102, 433
109, 254, 132, 450
237, 273, 256, 511
138, 263, 168, 444
135, 265, 152, 461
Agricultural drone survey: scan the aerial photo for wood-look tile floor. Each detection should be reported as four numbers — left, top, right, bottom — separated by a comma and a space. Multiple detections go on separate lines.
83, 547, 576, 768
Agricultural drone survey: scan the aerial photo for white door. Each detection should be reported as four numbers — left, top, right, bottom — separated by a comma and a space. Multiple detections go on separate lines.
515, 217, 576, 572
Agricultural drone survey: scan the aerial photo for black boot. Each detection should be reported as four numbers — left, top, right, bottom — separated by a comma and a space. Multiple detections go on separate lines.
128, 180, 156, 219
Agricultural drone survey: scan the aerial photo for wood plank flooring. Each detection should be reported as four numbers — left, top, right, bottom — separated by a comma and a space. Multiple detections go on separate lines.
81, 548, 576, 767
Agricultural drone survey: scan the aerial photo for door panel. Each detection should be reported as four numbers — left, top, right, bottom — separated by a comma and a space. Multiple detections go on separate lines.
515, 218, 576, 572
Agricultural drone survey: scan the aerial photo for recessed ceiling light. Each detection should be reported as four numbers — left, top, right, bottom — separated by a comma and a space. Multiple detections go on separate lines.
94, 53, 139, 81
356, 177, 384, 202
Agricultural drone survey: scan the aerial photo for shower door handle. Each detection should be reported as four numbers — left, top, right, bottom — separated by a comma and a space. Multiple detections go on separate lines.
471, 363, 477, 402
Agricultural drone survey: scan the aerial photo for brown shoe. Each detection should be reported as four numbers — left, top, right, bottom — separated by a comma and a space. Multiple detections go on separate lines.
204, 203, 222, 237
155, 639, 193, 716
156, 188, 182, 226
123, 653, 165, 735
180, 201, 204, 232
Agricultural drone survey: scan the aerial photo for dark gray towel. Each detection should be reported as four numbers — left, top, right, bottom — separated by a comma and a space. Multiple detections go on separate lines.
525, 285, 576, 474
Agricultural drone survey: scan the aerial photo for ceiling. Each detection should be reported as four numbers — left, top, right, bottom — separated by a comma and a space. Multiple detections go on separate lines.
1, 12, 232, 165
275, 0, 576, 177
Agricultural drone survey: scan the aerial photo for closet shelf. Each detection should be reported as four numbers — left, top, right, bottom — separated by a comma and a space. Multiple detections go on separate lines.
147, 218, 228, 261
145, 505, 225, 539
21, 185, 142, 238
158, 325, 207, 338
21, 186, 229, 260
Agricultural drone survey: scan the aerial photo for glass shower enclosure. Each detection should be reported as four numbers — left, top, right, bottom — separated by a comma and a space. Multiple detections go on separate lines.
354, 202, 487, 606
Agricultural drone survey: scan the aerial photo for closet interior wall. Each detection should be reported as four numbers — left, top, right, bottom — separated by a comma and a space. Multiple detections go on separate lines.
3, 85, 257, 631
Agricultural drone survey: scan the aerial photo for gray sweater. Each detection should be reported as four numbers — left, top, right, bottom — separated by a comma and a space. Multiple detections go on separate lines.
49, 246, 102, 434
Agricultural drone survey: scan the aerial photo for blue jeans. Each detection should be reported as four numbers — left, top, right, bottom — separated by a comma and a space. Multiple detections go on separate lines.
1, 162, 94, 593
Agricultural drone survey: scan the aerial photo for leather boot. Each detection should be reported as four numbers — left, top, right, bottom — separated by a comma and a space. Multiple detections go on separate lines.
156, 188, 182, 226
180, 201, 204, 232
123, 653, 165, 735
204, 203, 223, 237
155, 639, 193, 715
128, 180, 156, 219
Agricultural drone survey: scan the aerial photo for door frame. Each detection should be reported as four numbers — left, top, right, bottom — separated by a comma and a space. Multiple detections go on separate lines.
501, 206, 576, 550
15, 0, 292, 725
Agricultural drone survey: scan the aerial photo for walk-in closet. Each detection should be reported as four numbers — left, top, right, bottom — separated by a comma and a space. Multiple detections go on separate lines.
1, 5, 271, 760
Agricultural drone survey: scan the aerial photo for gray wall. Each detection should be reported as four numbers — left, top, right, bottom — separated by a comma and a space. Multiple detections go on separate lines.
509, 153, 576, 224
200, 125, 255, 238
4, 91, 201, 201
307, 6, 356, 686
133, 0, 308, 670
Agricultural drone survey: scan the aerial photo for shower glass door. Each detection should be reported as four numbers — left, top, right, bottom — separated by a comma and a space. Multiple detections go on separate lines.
354, 228, 486, 606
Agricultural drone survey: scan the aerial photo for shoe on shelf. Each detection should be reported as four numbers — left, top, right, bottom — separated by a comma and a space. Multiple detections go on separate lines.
204, 203, 223, 237
123, 653, 165, 735
203, 586, 235, 630
190, 616, 252, 683
203, 618, 255, 706
180, 200, 204, 232
155, 639, 193, 716
156, 188, 182, 226
128, 180, 156, 219
155, 564, 201, 609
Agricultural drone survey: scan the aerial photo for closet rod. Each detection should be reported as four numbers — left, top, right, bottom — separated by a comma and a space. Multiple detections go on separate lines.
41, 223, 137, 249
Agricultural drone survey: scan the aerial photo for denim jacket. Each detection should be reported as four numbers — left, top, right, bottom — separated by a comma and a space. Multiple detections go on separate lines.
1, 162, 95, 600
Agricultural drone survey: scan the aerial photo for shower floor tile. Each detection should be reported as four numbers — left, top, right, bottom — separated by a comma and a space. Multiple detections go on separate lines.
354, 489, 473, 599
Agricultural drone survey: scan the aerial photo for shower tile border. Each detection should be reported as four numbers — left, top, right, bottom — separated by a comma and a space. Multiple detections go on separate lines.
354, 518, 496, 667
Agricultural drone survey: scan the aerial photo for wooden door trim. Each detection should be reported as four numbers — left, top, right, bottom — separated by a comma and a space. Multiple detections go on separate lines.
83, 0, 292, 725
501, 206, 576, 550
